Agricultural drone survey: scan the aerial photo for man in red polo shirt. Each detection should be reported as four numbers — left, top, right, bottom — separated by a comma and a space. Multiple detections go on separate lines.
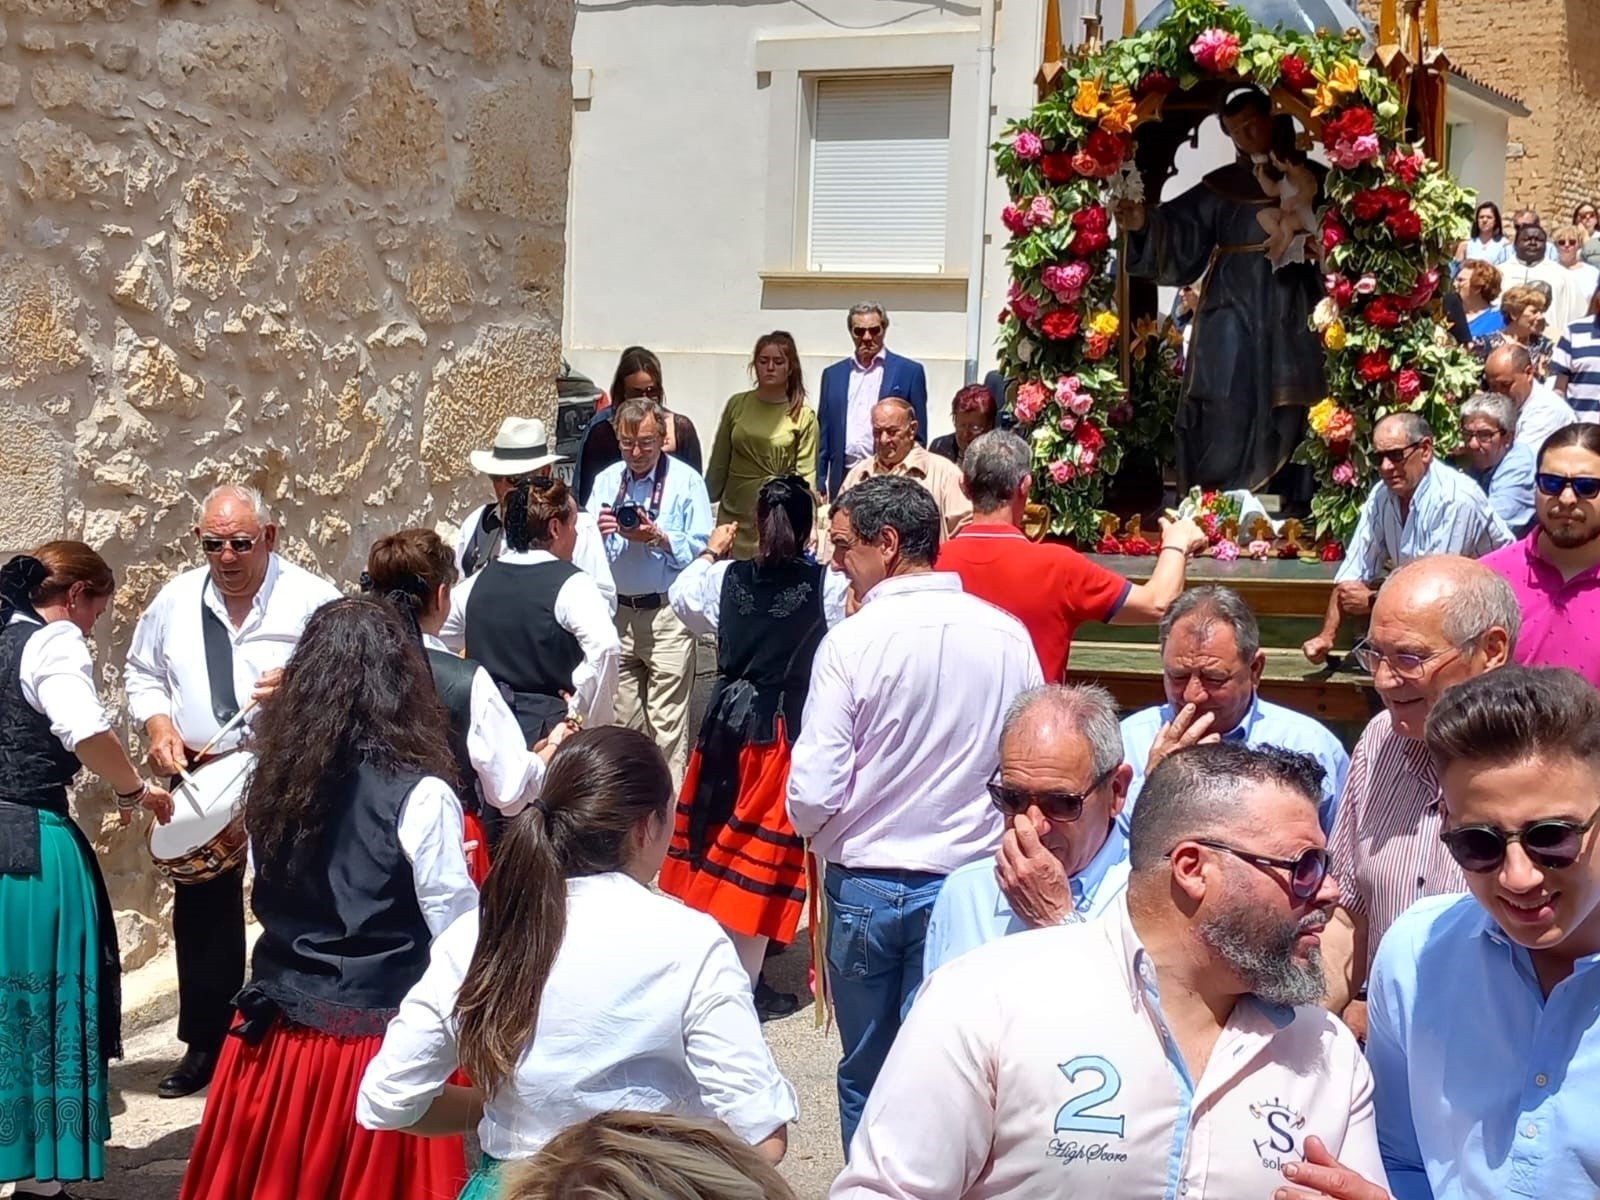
937, 431, 1204, 680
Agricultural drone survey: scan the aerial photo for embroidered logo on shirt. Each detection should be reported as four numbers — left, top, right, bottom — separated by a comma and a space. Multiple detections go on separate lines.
1044, 1055, 1130, 1165
1248, 1098, 1307, 1168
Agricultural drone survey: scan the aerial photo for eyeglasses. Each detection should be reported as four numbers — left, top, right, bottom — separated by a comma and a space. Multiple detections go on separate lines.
1461, 427, 1506, 444
1350, 635, 1478, 681
198, 534, 258, 556
1189, 839, 1332, 903
623, 385, 662, 400
1557, 239, 1581, 247
987, 763, 1118, 823
850, 325, 885, 340
618, 437, 661, 453
1373, 440, 1425, 467
1535, 473, 1600, 500
1441, 799, 1600, 873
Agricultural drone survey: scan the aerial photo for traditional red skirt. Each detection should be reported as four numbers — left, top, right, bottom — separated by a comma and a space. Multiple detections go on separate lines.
178, 1017, 466, 1200
658, 717, 806, 943
463, 810, 491, 888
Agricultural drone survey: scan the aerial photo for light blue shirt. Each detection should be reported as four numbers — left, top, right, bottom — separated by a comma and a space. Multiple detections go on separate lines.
1119, 695, 1350, 832
1466, 441, 1537, 535
1368, 892, 1600, 1200
1334, 460, 1513, 584
586, 455, 713, 597
922, 823, 1130, 976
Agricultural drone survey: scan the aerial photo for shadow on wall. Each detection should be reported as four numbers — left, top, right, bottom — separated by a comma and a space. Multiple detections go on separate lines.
759, 277, 968, 314
578, 0, 980, 21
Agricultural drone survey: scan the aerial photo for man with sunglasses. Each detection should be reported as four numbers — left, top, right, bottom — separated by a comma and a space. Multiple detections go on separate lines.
836, 743, 1389, 1200
816, 303, 928, 502
923, 684, 1133, 975
1362, 666, 1600, 1200
125, 484, 340, 1098
1304, 412, 1510, 665
1483, 422, 1600, 687
1320, 557, 1520, 1044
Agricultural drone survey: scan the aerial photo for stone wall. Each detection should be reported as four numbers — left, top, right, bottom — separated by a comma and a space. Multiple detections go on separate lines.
1357, 0, 1600, 218
0, 0, 574, 959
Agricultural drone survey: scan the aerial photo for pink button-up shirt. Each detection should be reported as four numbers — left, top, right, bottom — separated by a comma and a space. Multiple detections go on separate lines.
1482, 528, 1600, 687
844, 349, 886, 465
786, 572, 1043, 874
833, 896, 1385, 1200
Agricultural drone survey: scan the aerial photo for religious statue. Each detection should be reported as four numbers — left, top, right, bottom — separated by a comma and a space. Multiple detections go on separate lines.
1116, 88, 1325, 498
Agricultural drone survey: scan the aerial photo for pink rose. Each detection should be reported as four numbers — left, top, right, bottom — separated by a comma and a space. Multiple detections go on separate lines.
1212, 539, 1240, 562
1027, 196, 1056, 228
1068, 390, 1094, 417
1248, 539, 1272, 560
1078, 447, 1098, 472
1001, 204, 1028, 235
1058, 413, 1078, 433
1014, 381, 1048, 423
1189, 28, 1241, 72
1407, 267, 1440, 308
1396, 368, 1423, 401
1040, 264, 1083, 302
1013, 130, 1043, 161
1332, 461, 1356, 486
1054, 375, 1079, 404
1049, 459, 1076, 485
1355, 273, 1378, 295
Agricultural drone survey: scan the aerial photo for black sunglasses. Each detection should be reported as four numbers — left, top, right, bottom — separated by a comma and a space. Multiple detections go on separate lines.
623, 385, 662, 400
1374, 440, 1425, 468
987, 763, 1117, 822
850, 325, 885, 340
1441, 799, 1600, 874
198, 534, 258, 556
1535, 473, 1600, 500
1190, 839, 1331, 902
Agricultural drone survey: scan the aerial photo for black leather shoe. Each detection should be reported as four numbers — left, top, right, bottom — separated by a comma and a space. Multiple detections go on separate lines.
753, 978, 802, 1023
157, 1047, 218, 1099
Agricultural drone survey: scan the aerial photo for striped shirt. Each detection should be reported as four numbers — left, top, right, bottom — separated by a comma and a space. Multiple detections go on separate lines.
1549, 317, 1600, 420
1334, 461, 1512, 584
1327, 710, 1466, 974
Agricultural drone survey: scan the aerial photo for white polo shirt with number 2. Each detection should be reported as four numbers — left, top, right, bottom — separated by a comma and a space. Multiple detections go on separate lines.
832, 895, 1386, 1200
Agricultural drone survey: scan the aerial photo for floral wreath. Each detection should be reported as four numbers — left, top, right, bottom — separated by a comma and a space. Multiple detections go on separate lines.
994, 0, 1480, 549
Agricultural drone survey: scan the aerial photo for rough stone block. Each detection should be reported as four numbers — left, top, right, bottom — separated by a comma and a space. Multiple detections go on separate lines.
405, 230, 473, 325
298, 237, 377, 321
0, 406, 69, 550
338, 61, 445, 192
156, 19, 287, 120
15, 117, 107, 201
114, 323, 204, 417
419, 321, 558, 482
0, 256, 88, 387
173, 175, 268, 300
457, 74, 571, 221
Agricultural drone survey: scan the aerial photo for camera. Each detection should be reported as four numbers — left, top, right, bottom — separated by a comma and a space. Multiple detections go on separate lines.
615, 503, 644, 531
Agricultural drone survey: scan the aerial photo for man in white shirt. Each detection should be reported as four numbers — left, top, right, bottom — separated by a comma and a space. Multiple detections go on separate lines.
585, 398, 713, 783
1500, 224, 1575, 336
787, 474, 1044, 1152
1484, 342, 1579, 452
923, 683, 1132, 976
834, 742, 1386, 1200
125, 483, 340, 1098
455, 415, 616, 614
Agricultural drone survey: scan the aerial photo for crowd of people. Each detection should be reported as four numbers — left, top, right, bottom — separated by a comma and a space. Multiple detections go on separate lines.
1, 291, 1599, 1200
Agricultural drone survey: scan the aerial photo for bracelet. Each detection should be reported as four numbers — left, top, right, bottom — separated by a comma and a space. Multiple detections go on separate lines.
698, 550, 719, 563
1158, 544, 1187, 556
114, 780, 148, 810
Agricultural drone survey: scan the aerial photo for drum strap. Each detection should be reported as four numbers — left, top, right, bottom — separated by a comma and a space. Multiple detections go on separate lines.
200, 590, 241, 726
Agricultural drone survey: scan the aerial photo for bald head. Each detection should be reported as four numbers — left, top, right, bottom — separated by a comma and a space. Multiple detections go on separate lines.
870, 396, 919, 468
1484, 343, 1536, 404
1001, 684, 1122, 775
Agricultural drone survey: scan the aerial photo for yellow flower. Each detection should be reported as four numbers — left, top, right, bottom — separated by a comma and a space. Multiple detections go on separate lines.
1073, 76, 1106, 121
1089, 311, 1120, 338
1311, 60, 1362, 116
1308, 397, 1337, 437
1099, 84, 1136, 135
1323, 320, 1347, 351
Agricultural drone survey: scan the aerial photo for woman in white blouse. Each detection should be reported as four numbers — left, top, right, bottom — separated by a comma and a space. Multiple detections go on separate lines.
357, 726, 798, 1199
0, 545, 173, 1199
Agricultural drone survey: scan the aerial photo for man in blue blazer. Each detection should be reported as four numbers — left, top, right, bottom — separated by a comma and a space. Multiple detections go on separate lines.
817, 303, 929, 499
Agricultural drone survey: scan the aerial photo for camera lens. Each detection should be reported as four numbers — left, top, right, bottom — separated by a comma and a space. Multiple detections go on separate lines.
617, 505, 641, 530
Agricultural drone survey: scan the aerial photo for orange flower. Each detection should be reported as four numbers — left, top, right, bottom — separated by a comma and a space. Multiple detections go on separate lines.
1073, 76, 1107, 121
1099, 84, 1136, 135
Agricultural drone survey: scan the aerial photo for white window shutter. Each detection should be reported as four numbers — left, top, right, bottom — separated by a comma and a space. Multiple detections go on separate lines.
809, 74, 951, 274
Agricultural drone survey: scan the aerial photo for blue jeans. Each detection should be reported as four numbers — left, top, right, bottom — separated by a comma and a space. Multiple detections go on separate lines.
824, 863, 946, 1154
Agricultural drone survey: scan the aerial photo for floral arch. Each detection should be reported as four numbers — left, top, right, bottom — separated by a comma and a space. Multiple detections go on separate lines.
994, 0, 1481, 550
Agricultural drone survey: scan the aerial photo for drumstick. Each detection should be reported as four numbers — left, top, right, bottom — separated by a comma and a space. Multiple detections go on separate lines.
191, 698, 259, 763
173, 765, 208, 820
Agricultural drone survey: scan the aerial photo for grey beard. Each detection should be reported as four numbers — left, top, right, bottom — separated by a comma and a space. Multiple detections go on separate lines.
1199, 906, 1328, 1008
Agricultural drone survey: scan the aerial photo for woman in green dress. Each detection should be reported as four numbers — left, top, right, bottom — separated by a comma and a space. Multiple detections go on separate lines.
705, 332, 819, 560
0, 543, 173, 1198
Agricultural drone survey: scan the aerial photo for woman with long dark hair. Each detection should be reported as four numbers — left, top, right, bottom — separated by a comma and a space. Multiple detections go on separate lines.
576, 347, 704, 504
1457, 200, 1511, 266
659, 478, 846, 1012
442, 479, 619, 740
1, 544, 173, 1199
356, 727, 796, 1198
704, 332, 818, 560
365, 529, 568, 880
179, 598, 478, 1200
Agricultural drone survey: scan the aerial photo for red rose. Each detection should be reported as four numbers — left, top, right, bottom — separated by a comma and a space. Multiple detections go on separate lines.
1085, 331, 1114, 360
1083, 131, 1127, 170
1326, 437, 1351, 458
1350, 189, 1388, 223
1327, 275, 1355, 307
1386, 209, 1423, 241
1386, 149, 1422, 185
1137, 70, 1176, 96
1040, 152, 1076, 184
1096, 535, 1124, 554
1364, 296, 1404, 328
1072, 204, 1111, 234
1374, 186, 1409, 213
1070, 151, 1101, 178
1320, 541, 1345, 562
1076, 421, 1105, 453
1106, 401, 1134, 427
1321, 105, 1376, 152
1322, 213, 1347, 254
997, 308, 1011, 324
1041, 309, 1081, 340
1356, 350, 1393, 384
1068, 229, 1111, 256
1123, 536, 1155, 556
1280, 54, 1316, 91
1277, 542, 1301, 559
1395, 367, 1423, 401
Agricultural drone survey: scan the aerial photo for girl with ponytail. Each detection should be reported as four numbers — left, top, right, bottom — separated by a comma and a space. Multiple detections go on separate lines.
660, 476, 846, 1016
357, 727, 796, 1197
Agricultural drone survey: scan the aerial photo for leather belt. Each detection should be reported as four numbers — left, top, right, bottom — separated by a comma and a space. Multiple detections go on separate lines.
618, 592, 666, 610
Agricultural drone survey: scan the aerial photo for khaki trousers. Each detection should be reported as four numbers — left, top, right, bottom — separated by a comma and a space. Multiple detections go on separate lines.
613, 602, 695, 785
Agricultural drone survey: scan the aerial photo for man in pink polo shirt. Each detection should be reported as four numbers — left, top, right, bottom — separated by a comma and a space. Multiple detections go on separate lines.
1483, 422, 1600, 687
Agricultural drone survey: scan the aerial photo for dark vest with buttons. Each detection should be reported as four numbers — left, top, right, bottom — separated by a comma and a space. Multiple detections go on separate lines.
0, 619, 82, 813
463, 558, 583, 742
243, 761, 432, 1035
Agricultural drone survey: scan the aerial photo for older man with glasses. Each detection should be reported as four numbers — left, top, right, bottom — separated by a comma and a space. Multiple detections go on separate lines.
1457, 391, 1537, 535
1304, 411, 1511, 664
125, 484, 341, 1098
816, 303, 929, 502
1317, 556, 1520, 1045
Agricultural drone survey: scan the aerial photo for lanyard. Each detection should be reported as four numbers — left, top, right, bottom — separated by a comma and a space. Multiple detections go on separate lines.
613, 453, 670, 519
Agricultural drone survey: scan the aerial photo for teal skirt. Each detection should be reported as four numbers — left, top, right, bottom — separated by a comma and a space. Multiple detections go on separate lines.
0, 809, 111, 1185
459, 1155, 505, 1199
